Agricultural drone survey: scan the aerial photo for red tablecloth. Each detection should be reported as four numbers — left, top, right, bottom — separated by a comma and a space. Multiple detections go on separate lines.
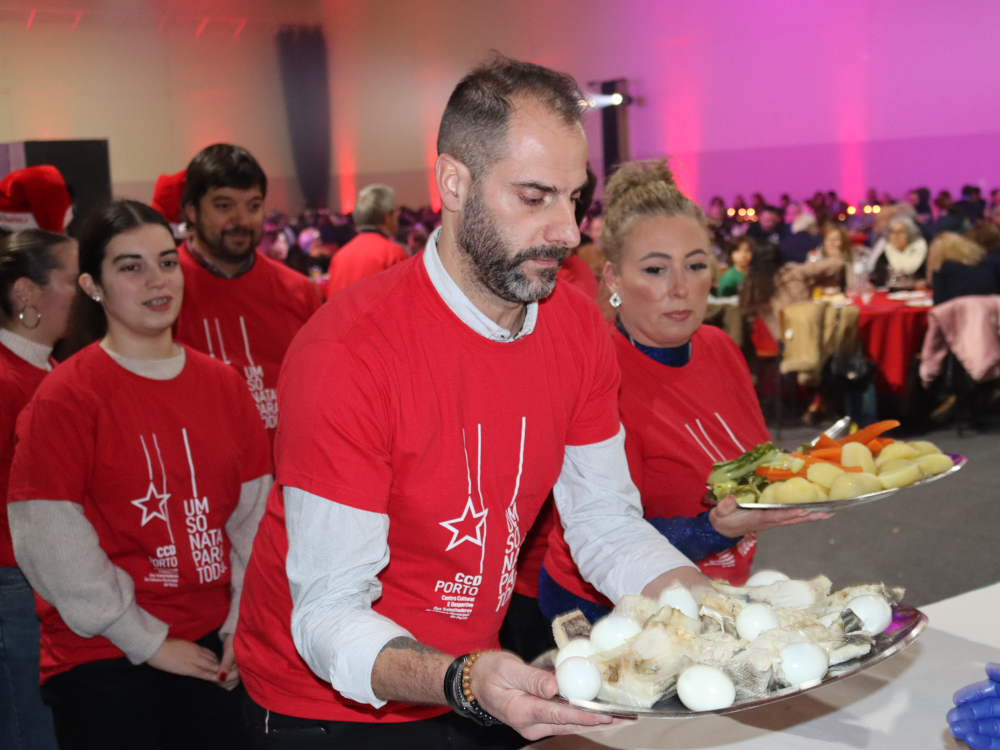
855, 291, 930, 396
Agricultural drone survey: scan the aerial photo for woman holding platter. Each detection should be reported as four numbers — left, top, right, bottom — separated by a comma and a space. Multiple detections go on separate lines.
540, 160, 829, 623
7, 201, 272, 749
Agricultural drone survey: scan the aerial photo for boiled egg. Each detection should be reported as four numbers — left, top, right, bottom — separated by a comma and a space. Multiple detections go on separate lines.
677, 664, 736, 711
554, 638, 598, 669
778, 642, 829, 685
735, 603, 780, 641
658, 585, 700, 620
845, 594, 893, 635
746, 570, 789, 587
555, 656, 602, 701
589, 615, 642, 652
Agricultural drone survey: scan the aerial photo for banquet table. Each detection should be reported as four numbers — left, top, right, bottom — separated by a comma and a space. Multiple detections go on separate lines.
854, 290, 931, 396
529, 584, 1000, 750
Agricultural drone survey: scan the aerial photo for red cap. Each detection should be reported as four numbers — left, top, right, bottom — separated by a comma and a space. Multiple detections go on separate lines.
150, 170, 186, 224
0, 165, 72, 233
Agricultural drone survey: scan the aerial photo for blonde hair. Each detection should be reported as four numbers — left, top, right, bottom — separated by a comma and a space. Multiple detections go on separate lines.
600, 159, 707, 268
926, 232, 984, 282
822, 224, 855, 262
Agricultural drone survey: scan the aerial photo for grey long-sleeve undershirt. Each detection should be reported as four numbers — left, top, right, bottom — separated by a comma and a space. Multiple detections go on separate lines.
11, 475, 271, 664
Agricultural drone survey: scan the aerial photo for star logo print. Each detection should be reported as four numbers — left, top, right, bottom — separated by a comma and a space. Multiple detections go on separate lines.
132, 482, 171, 527
440, 498, 488, 552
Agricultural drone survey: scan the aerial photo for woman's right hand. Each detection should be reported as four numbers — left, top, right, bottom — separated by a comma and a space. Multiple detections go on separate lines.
709, 495, 831, 538
146, 637, 221, 682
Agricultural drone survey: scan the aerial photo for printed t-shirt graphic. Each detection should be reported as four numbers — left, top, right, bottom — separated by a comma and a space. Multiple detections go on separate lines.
8, 343, 272, 681
544, 324, 771, 602
173, 241, 321, 437
235, 256, 621, 723
0, 344, 49, 568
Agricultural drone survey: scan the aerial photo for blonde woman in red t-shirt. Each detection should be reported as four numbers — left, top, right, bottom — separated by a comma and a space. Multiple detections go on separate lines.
8, 201, 272, 750
540, 161, 830, 623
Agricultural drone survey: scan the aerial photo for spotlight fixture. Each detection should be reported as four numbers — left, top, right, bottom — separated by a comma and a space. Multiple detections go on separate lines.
747, 208, 756, 217
872, 205, 881, 213
847, 206, 857, 215
582, 92, 632, 109
863, 205, 872, 214
727, 207, 736, 217
738, 208, 746, 217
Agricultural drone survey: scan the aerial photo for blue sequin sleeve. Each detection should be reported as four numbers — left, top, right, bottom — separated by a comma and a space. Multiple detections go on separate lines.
647, 512, 738, 561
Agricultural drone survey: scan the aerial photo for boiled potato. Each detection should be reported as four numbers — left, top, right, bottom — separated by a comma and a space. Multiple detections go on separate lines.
875, 442, 919, 467
806, 462, 846, 489
907, 441, 943, 457
916, 453, 954, 476
828, 472, 882, 500
774, 477, 820, 504
759, 482, 781, 504
814, 483, 829, 501
877, 458, 917, 475
841, 442, 876, 474
878, 459, 924, 489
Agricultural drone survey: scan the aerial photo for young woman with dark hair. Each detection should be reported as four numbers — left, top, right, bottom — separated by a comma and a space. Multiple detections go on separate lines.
0, 228, 78, 750
7, 200, 272, 750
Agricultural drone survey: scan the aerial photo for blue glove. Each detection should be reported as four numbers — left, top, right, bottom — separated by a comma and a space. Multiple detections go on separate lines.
949, 663, 1000, 749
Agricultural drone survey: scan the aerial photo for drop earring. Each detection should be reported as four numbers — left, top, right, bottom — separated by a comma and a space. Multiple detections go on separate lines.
18, 306, 41, 329
609, 292, 622, 308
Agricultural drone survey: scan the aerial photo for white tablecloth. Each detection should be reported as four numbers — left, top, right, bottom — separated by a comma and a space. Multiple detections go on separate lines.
531, 587, 1000, 750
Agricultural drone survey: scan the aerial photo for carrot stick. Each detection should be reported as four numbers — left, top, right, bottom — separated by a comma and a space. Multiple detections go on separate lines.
809, 447, 843, 461
815, 433, 839, 450
837, 420, 900, 447
866, 437, 894, 456
763, 469, 805, 481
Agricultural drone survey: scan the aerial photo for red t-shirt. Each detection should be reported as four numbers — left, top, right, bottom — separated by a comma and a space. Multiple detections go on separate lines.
544, 324, 770, 605
326, 231, 408, 297
0, 345, 49, 568
173, 242, 322, 439
557, 253, 600, 300
8, 344, 272, 682
512, 495, 554, 599
235, 256, 621, 722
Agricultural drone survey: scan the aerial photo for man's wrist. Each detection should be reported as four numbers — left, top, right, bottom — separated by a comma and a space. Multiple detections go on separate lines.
444, 652, 503, 726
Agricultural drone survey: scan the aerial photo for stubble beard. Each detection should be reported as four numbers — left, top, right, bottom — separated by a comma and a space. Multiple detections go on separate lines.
193, 214, 260, 266
458, 188, 567, 304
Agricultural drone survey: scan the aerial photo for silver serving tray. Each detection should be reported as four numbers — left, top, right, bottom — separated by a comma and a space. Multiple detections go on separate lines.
533, 601, 927, 718
703, 453, 966, 512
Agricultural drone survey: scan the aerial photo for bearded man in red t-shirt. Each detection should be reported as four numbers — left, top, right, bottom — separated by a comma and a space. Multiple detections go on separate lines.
172, 145, 321, 441
235, 56, 710, 749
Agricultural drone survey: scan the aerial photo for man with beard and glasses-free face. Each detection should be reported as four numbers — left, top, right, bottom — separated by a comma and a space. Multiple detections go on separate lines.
235, 57, 709, 750
172, 144, 321, 442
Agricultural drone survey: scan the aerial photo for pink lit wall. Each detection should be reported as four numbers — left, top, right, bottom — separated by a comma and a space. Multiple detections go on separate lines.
321, 0, 1000, 208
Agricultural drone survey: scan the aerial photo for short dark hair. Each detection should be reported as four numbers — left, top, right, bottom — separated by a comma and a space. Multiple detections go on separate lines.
62, 200, 172, 356
0, 229, 71, 318
437, 55, 585, 181
181, 144, 267, 208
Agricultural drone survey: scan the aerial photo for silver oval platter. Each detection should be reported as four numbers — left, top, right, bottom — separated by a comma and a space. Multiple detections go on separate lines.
533, 602, 927, 718
703, 453, 966, 512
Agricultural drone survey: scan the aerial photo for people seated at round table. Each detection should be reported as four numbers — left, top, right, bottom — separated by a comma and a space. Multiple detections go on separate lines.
539, 160, 826, 624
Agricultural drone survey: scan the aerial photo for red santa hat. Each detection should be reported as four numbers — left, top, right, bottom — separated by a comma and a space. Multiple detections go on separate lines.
0, 165, 72, 233
150, 170, 186, 225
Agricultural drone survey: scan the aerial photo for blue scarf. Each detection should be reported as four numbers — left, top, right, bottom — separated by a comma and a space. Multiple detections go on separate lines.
616, 319, 692, 367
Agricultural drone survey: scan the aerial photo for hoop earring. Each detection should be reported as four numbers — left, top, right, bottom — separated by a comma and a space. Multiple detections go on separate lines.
18, 305, 41, 330
609, 292, 622, 308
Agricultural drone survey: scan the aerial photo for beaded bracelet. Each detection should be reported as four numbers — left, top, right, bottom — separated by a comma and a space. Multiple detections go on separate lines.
444, 651, 503, 726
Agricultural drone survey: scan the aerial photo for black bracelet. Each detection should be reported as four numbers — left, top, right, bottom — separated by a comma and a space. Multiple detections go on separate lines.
443, 652, 504, 727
